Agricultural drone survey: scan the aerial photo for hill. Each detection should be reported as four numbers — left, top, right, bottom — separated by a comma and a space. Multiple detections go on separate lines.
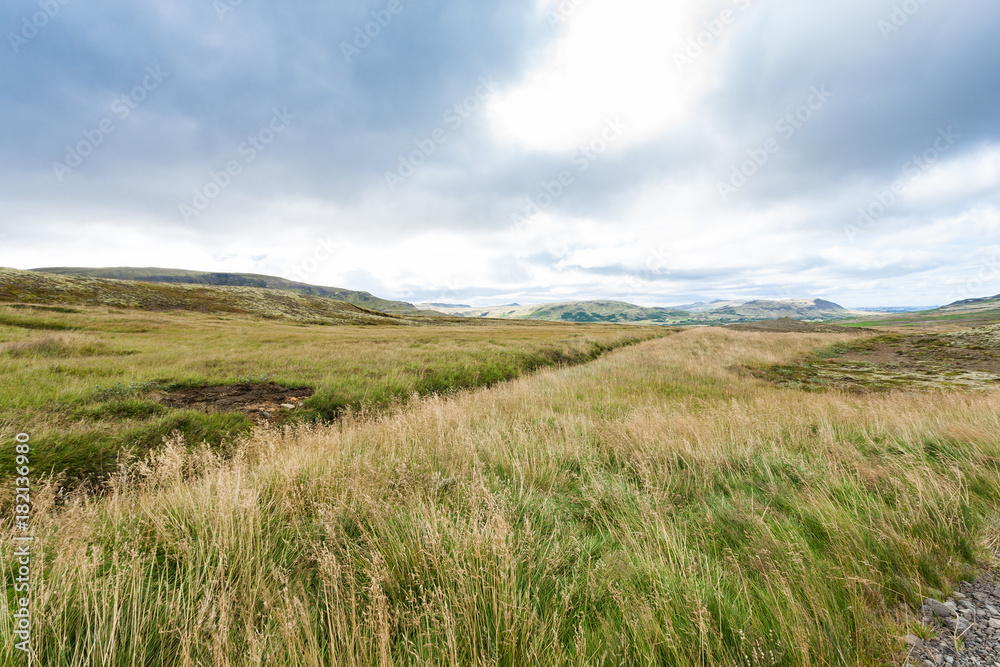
936, 293, 1000, 314
838, 293, 1000, 329
425, 300, 688, 323
2, 267, 407, 326
706, 298, 848, 320
31, 266, 432, 315
425, 298, 851, 325
527, 300, 689, 323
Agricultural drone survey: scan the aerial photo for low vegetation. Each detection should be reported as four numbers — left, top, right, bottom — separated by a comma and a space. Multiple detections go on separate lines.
749, 324, 1000, 393
2, 327, 999, 665
0, 296, 660, 484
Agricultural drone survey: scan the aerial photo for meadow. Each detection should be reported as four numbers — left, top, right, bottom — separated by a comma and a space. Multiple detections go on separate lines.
0, 301, 657, 484
2, 323, 998, 665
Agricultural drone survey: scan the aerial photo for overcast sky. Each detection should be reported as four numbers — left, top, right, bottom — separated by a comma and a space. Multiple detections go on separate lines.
2, 0, 999, 307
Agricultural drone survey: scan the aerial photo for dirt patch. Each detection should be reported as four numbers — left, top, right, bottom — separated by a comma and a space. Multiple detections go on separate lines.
159, 383, 314, 422
727, 318, 874, 334
751, 324, 1000, 392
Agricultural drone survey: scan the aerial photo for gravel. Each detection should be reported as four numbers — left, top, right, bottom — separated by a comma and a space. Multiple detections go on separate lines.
905, 552, 1000, 667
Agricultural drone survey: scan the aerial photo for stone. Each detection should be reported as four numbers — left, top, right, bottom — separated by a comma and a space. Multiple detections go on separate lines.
942, 616, 971, 633
990, 619, 1000, 629
280, 403, 296, 409
926, 599, 958, 619
905, 634, 924, 648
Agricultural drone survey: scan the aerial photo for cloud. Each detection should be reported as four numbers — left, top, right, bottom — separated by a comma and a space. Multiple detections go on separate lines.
1, 0, 999, 306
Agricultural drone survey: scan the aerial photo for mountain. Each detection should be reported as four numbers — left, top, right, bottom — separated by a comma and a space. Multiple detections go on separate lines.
706, 299, 849, 320
675, 299, 750, 313
31, 267, 433, 315
526, 301, 689, 323
422, 298, 850, 324
421, 300, 688, 323
1, 267, 408, 326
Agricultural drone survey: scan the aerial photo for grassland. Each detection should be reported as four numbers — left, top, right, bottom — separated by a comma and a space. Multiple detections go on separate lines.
2, 323, 999, 665
749, 325, 1000, 393
0, 294, 660, 484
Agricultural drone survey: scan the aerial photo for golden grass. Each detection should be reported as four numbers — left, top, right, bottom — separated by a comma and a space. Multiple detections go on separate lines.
3, 329, 999, 665
0, 302, 659, 482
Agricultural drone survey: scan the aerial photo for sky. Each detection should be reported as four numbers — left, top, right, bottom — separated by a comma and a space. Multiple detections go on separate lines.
2, 0, 999, 308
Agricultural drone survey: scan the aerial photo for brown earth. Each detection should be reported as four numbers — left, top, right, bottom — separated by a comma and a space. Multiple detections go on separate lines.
158, 383, 314, 422
750, 324, 1000, 392
840, 334, 1000, 376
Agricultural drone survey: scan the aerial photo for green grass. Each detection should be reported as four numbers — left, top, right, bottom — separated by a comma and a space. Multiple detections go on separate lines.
0, 301, 662, 484
5, 328, 998, 665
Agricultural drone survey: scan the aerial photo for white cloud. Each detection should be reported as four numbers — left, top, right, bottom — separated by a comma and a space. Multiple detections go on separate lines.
489, 0, 744, 152
903, 144, 1000, 206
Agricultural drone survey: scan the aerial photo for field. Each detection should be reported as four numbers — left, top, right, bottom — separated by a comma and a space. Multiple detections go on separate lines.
1, 278, 1000, 665
0, 303, 657, 485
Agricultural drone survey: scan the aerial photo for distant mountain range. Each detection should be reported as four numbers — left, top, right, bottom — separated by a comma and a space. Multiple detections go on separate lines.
421, 298, 851, 324
28, 266, 986, 326
423, 301, 689, 323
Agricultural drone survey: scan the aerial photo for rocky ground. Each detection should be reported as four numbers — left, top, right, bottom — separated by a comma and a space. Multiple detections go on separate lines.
905, 552, 1000, 667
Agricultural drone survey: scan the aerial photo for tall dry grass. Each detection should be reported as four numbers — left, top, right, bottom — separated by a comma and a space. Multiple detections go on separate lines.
3, 329, 999, 665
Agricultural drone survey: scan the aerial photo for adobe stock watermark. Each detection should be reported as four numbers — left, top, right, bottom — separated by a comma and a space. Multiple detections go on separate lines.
178, 108, 295, 222
717, 85, 833, 201
8, 0, 71, 54
546, 0, 588, 28
341, 0, 409, 63
384, 76, 499, 192
878, 0, 933, 40
51, 65, 169, 182
284, 237, 340, 283
425, 278, 467, 307
674, 0, 752, 73
614, 246, 673, 295
11, 432, 33, 655
845, 127, 960, 241
213, 0, 245, 20
512, 117, 629, 233
949, 252, 1000, 303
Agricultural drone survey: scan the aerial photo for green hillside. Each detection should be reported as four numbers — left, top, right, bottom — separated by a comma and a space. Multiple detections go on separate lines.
3, 268, 407, 326
936, 293, 1000, 314
31, 266, 433, 315
526, 300, 688, 323
707, 298, 849, 321
840, 294, 1000, 328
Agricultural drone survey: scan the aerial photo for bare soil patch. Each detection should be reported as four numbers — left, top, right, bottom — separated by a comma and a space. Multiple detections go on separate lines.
159, 383, 314, 422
